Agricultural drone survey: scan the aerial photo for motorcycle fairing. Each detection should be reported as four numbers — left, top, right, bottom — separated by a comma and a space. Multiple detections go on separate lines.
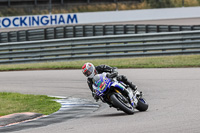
111, 82, 125, 91
93, 73, 111, 96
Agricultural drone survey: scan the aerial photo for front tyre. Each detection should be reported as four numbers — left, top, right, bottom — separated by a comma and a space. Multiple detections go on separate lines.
136, 98, 148, 111
110, 93, 134, 115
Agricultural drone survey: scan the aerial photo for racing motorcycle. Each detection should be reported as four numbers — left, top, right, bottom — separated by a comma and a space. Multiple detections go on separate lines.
92, 72, 148, 114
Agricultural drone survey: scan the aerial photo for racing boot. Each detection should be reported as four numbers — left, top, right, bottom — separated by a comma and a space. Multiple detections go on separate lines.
126, 82, 141, 98
125, 80, 137, 91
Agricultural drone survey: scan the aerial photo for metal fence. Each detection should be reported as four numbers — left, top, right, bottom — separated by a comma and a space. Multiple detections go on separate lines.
1, 24, 200, 43
0, 0, 139, 7
0, 30, 200, 64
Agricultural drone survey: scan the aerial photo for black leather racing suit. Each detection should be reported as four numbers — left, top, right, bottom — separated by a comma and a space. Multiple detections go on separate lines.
87, 65, 136, 94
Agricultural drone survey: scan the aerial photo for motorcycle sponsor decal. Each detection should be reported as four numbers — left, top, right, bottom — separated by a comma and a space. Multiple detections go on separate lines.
95, 90, 101, 96
95, 79, 102, 87
115, 84, 124, 91
130, 98, 134, 106
98, 81, 106, 91
107, 82, 112, 88
104, 78, 110, 84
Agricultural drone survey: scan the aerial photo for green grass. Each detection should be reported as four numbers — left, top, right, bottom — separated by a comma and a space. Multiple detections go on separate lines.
0, 92, 61, 116
0, 55, 200, 71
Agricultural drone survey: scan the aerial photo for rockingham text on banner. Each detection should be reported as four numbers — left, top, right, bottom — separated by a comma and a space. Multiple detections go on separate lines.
0, 14, 78, 28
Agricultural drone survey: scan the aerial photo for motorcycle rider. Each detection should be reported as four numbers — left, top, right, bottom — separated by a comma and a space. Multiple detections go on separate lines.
82, 62, 137, 99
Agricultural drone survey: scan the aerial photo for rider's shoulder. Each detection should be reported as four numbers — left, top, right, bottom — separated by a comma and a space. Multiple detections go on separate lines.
96, 64, 105, 68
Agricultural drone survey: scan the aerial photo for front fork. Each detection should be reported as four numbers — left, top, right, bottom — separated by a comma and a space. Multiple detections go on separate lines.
125, 87, 141, 107
112, 87, 138, 107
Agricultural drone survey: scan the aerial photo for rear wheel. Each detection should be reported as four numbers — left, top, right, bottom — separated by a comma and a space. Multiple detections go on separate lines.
110, 93, 134, 115
136, 98, 148, 111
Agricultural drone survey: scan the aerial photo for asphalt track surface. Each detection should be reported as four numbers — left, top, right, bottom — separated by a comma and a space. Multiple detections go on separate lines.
0, 68, 200, 133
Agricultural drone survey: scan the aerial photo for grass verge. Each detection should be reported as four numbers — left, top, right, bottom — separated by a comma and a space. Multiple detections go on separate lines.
0, 55, 200, 71
0, 92, 61, 116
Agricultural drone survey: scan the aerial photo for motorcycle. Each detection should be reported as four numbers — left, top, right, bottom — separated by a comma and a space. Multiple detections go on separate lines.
92, 72, 148, 114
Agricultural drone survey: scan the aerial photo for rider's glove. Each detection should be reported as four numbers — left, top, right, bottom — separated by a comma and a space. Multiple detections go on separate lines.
92, 92, 95, 97
92, 92, 99, 102
94, 95, 99, 102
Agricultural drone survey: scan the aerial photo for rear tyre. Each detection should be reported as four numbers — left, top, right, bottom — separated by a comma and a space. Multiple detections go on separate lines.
136, 98, 148, 111
110, 93, 134, 115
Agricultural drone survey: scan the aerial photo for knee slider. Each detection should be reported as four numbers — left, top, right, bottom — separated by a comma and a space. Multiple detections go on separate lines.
122, 75, 128, 81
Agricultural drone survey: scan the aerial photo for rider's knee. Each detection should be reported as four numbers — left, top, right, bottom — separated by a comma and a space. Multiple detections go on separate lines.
122, 75, 128, 81
117, 75, 127, 82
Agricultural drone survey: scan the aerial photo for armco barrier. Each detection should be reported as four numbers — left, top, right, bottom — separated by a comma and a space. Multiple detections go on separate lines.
1, 24, 200, 43
0, 30, 200, 64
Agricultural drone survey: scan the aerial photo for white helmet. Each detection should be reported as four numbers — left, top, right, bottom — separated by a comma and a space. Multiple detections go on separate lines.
82, 62, 96, 78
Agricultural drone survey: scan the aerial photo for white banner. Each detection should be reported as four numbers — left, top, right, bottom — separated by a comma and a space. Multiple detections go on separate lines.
0, 14, 78, 28
1, 7, 200, 29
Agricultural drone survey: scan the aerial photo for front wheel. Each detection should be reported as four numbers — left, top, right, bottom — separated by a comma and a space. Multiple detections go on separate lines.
110, 93, 134, 115
136, 98, 148, 111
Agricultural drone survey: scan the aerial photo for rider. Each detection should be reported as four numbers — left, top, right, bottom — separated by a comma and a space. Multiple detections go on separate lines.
82, 62, 137, 99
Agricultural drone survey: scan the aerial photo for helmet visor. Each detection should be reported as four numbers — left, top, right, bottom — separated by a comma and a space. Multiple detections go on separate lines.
83, 66, 94, 77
